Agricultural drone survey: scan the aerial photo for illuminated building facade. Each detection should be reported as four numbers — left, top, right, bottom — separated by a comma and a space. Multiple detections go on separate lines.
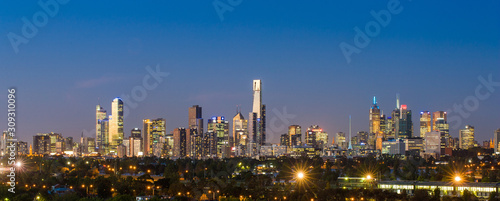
173, 127, 187, 158
369, 96, 381, 134
459, 125, 475, 150
288, 125, 302, 147
419, 111, 431, 138
109, 98, 124, 153
188, 105, 203, 158
208, 116, 229, 158
95, 105, 108, 154
143, 118, 166, 156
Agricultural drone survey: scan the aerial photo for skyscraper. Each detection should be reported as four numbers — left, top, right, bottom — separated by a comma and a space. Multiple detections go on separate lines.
249, 80, 266, 148
334, 132, 346, 149
306, 125, 328, 149
419, 111, 431, 138
95, 105, 108, 154
143, 118, 166, 156
233, 109, 248, 155
109, 98, 124, 153
173, 127, 187, 158
208, 116, 230, 158
459, 125, 475, 150
432, 111, 447, 131
288, 125, 302, 147
397, 104, 413, 139
189, 105, 203, 158
494, 129, 500, 154
369, 96, 381, 134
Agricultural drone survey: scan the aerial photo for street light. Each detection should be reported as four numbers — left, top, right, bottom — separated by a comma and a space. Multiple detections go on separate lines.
297, 172, 305, 180
454, 176, 461, 182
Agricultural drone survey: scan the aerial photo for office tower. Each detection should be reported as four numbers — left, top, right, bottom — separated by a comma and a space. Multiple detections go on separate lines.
202, 131, 217, 158
334, 132, 346, 149
65, 137, 73, 151
109, 98, 124, 153
425, 131, 441, 157
280, 134, 289, 146
357, 131, 369, 145
435, 118, 450, 154
397, 105, 413, 139
131, 128, 142, 138
143, 118, 166, 156
459, 125, 475, 150
380, 114, 387, 134
432, 111, 447, 131
495, 129, 500, 154
233, 109, 248, 155
81, 137, 95, 154
381, 139, 405, 155
208, 116, 230, 158
173, 127, 187, 158
165, 133, 174, 157
126, 136, 142, 157
369, 96, 381, 134
249, 80, 266, 148
188, 105, 204, 158
419, 111, 431, 138
288, 125, 302, 147
33, 133, 51, 154
307, 125, 328, 149
95, 105, 107, 154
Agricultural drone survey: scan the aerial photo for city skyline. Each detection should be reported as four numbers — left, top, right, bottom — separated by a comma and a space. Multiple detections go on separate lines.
1, 1, 499, 146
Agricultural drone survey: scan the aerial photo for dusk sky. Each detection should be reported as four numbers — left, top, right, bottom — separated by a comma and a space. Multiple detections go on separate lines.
1, 1, 499, 145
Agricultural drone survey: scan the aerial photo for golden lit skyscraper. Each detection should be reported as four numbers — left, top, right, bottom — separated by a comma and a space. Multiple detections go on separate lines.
208, 116, 229, 158
96, 105, 108, 153
288, 125, 302, 147
459, 125, 475, 150
369, 96, 380, 134
233, 109, 248, 148
432, 111, 447, 131
419, 111, 431, 138
143, 118, 166, 156
306, 125, 328, 149
108, 98, 124, 153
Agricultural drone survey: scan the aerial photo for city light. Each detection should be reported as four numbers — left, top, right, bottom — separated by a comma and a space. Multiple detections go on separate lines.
297, 172, 304, 179
454, 176, 461, 182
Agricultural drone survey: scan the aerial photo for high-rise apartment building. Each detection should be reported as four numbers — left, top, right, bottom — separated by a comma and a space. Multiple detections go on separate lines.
188, 105, 203, 158
494, 129, 500, 154
249, 80, 266, 149
173, 127, 187, 158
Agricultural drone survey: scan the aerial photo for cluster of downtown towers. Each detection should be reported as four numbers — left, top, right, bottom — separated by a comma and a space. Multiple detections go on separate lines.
25, 80, 498, 158
93, 80, 266, 158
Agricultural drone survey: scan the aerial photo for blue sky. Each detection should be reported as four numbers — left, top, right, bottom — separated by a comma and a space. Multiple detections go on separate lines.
1, 0, 499, 144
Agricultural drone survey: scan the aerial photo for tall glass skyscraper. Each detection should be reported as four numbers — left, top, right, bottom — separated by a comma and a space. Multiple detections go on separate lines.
109, 97, 124, 153
95, 105, 108, 154
419, 111, 431, 138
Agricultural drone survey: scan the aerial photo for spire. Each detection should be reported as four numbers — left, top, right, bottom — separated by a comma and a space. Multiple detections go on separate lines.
373, 96, 376, 105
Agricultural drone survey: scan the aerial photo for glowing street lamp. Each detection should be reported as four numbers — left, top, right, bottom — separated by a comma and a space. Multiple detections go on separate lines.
454, 176, 461, 182
366, 175, 372, 180
297, 172, 305, 180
